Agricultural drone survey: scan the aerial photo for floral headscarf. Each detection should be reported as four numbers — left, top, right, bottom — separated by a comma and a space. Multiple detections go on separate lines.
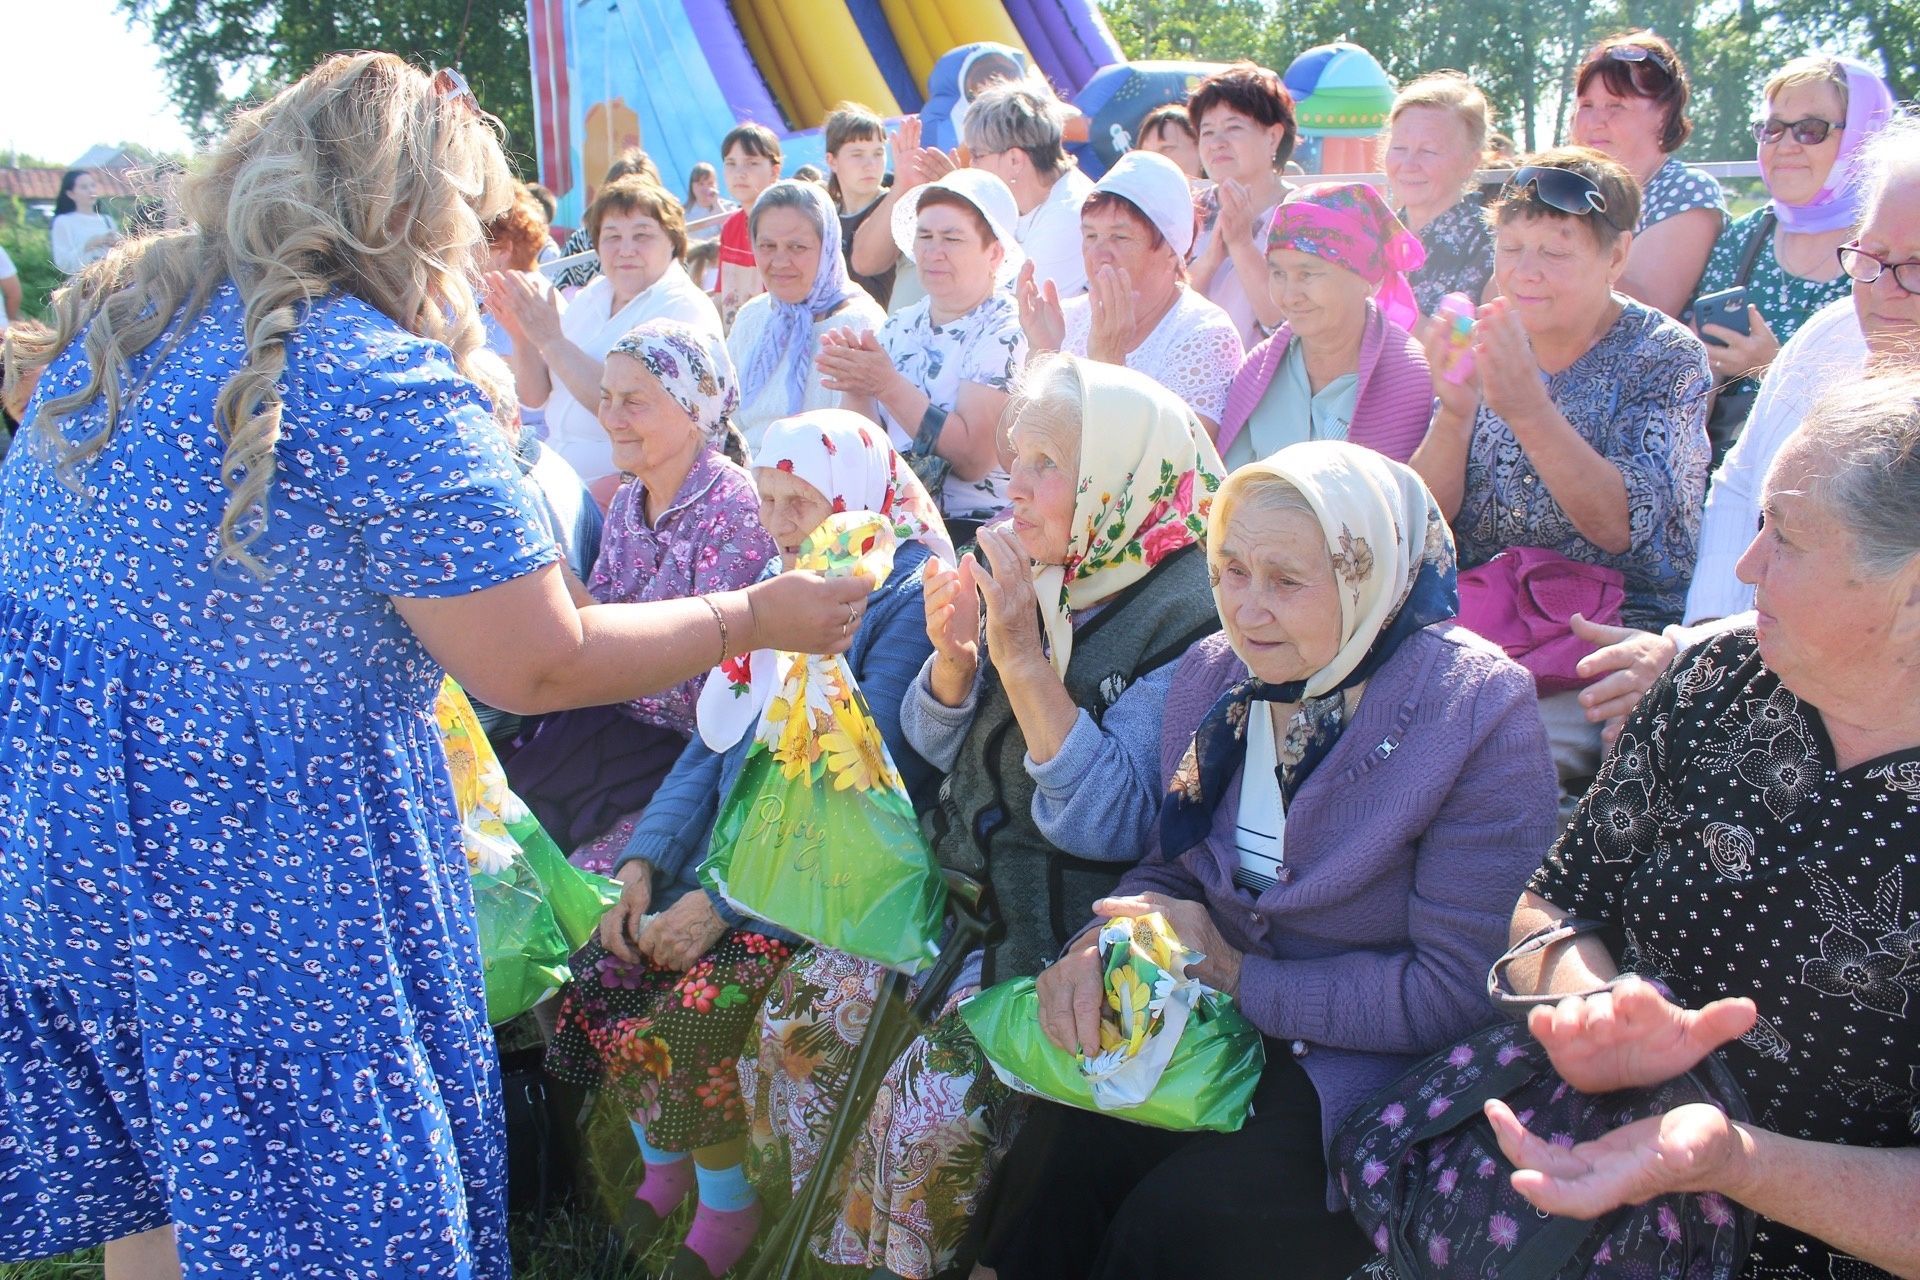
1161, 442, 1459, 863
1761, 56, 1896, 235
738, 181, 864, 416
606, 319, 739, 443
1035, 357, 1226, 680
1266, 182, 1428, 331
696, 409, 955, 751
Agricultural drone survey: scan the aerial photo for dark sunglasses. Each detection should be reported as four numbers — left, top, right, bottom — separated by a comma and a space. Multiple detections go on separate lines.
433, 66, 481, 114
1502, 165, 1625, 231
1752, 116, 1843, 145
1606, 43, 1674, 77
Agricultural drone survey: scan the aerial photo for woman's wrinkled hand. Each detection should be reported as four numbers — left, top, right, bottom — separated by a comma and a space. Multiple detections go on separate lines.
1700, 306, 1781, 384
1093, 891, 1243, 999
1036, 929, 1107, 1056
743, 573, 873, 656
1016, 260, 1066, 353
1474, 300, 1552, 426
1416, 311, 1483, 422
922, 555, 982, 701
637, 892, 729, 972
1486, 1098, 1745, 1219
487, 268, 564, 350
1527, 976, 1757, 1095
965, 525, 1046, 674
1086, 264, 1138, 365
816, 328, 899, 397
1214, 178, 1258, 246
597, 860, 654, 962
889, 116, 925, 191
1572, 614, 1678, 749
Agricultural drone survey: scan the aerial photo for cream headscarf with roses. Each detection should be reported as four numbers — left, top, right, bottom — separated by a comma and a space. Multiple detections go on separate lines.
1032, 357, 1226, 679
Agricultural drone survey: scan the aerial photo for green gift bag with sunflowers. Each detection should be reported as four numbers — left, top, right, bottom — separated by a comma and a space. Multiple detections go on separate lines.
700, 513, 946, 974
960, 912, 1265, 1132
437, 679, 622, 1023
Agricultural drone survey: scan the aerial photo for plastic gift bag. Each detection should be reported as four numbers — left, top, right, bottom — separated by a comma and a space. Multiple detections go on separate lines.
960, 912, 1265, 1132
700, 512, 946, 973
437, 679, 621, 1024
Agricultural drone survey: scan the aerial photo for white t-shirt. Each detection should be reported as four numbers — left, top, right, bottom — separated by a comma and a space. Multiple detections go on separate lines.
1060, 284, 1242, 425
535, 262, 724, 484
727, 290, 887, 454
1684, 297, 1867, 623
1018, 167, 1095, 298
878, 290, 1028, 518
1233, 706, 1287, 894
50, 212, 115, 274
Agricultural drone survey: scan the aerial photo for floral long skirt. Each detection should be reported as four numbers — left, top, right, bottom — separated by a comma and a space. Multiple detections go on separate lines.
738, 947, 1022, 1279
547, 929, 794, 1151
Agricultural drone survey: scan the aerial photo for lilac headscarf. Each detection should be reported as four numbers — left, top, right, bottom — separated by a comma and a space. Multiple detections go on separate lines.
1763, 55, 1896, 234
738, 180, 862, 416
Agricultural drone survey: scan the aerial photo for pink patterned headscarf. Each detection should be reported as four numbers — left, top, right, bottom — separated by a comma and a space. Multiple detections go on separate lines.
1267, 182, 1428, 331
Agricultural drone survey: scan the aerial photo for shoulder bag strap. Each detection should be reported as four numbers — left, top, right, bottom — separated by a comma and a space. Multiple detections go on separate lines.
1733, 209, 1777, 288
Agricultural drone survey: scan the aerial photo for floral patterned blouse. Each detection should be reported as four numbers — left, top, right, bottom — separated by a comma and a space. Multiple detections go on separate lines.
876, 290, 1028, 519
587, 446, 776, 731
1692, 207, 1853, 399
1530, 628, 1920, 1280
1453, 298, 1711, 629
1406, 191, 1495, 316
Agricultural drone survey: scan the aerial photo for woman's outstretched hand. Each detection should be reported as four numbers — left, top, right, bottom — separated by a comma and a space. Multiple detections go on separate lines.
1526, 977, 1756, 1094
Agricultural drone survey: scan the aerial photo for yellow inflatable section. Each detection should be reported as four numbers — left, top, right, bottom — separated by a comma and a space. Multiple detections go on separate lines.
736, 0, 904, 128
880, 0, 1030, 90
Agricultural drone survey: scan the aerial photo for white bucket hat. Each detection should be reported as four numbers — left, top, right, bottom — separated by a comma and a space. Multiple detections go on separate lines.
891, 169, 1028, 277
1089, 149, 1197, 259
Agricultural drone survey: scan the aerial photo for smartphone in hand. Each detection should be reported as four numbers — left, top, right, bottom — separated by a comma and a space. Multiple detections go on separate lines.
1692, 286, 1752, 347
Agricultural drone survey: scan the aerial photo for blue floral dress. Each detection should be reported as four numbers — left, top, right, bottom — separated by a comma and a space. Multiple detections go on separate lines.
0, 282, 556, 1275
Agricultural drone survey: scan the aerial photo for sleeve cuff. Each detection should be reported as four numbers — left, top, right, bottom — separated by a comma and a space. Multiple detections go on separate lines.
1024, 709, 1100, 789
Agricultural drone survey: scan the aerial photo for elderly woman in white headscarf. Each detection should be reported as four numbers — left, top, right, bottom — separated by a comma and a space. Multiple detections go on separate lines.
544, 407, 952, 1280
982, 442, 1558, 1280
726, 181, 887, 453
741, 354, 1225, 1279
504, 320, 776, 861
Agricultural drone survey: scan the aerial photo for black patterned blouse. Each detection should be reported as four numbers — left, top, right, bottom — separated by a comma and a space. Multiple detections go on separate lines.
1406, 191, 1495, 316
1531, 628, 1920, 1280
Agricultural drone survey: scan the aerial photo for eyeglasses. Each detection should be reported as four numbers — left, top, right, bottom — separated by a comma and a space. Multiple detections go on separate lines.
1605, 42, 1675, 89
1753, 116, 1842, 145
433, 66, 480, 114
1502, 165, 1626, 231
1838, 243, 1920, 294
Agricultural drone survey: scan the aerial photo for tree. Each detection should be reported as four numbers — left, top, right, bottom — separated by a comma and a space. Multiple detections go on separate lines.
119, 0, 537, 176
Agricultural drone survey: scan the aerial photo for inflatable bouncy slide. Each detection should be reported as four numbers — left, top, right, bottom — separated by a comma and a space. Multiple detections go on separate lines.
523, 0, 1399, 229
524, 0, 1195, 227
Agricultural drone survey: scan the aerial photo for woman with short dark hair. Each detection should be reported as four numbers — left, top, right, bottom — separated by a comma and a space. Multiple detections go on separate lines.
1187, 62, 1300, 346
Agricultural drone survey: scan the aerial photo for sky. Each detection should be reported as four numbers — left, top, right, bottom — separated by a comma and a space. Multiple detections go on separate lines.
2, 0, 197, 164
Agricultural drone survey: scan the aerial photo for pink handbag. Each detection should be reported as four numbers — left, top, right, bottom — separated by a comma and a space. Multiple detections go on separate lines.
1455, 547, 1626, 693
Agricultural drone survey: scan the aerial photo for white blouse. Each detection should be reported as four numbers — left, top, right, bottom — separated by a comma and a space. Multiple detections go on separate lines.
726, 290, 886, 454
51, 212, 115, 274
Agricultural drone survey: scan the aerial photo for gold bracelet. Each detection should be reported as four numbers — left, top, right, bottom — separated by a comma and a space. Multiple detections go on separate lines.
702, 595, 730, 665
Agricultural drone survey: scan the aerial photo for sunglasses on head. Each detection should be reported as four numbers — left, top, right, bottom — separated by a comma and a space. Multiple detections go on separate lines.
1752, 116, 1842, 145
1502, 165, 1625, 230
1602, 42, 1675, 93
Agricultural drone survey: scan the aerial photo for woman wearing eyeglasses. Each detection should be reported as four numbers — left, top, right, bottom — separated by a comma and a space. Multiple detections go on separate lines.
1570, 31, 1725, 319
1687, 57, 1895, 448
1410, 147, 1712, 806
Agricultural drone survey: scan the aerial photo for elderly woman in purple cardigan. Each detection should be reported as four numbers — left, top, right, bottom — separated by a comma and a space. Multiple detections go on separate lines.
1217, 184, 1437, 467
981, 442, 1558, 1280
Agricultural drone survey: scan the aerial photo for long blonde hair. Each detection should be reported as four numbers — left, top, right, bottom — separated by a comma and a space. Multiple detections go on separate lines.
4, 52, 516, 577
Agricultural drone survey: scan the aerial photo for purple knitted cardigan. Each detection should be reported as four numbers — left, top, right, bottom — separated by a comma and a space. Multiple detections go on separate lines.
1216, 300, 1435, 464
1113, 625, 1557, 1202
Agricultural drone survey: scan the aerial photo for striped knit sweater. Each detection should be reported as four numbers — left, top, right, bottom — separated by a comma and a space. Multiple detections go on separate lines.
1216, 299, 1435, 464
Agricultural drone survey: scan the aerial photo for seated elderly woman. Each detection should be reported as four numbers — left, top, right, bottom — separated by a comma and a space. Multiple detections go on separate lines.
1217, 182, 1434, 468
504, 322, 775, 859
544, 408, 949, 1280
726, 180, 887, 452
740, 355, 1224, 1280
1689, 55, 1894, 453
1569, 30, 1726, 318
487, 175, 723, 506
1385, 71, 1498, 313
1494, 373, 1920, 1280
1018, 149, 1243, 435
818, 168, 1030, 529
980, 443, 1558, 1280
1410, 147, 1711, 801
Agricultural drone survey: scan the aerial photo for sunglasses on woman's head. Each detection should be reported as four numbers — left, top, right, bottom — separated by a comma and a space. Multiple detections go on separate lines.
1752, 116, 1842, 146
433, 67, 481, 114
1502, 165, 1626, 231
1603, 43, 1675, 93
